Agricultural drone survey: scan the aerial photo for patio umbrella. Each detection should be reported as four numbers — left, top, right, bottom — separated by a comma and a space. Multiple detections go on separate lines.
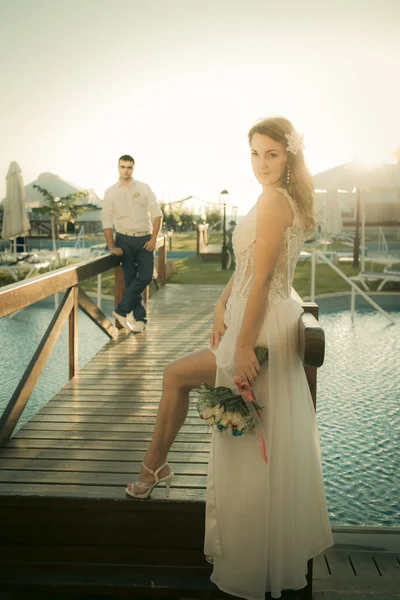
1, 162, 30, 250
313, 161, 400, 267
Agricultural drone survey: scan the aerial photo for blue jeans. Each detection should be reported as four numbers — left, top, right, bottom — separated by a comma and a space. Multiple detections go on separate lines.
115, 233, 154, 322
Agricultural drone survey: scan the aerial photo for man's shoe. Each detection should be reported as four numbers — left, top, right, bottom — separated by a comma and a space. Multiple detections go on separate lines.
131, 320, 146, 333
126, 312, 135, 328
112, 310, 134, 331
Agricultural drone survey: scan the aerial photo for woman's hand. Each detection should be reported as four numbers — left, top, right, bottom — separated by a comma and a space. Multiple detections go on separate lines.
210, 301, 227, 350
235, 345, 260, 385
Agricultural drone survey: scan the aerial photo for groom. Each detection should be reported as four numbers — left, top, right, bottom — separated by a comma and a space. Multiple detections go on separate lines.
102, 154, 163, 333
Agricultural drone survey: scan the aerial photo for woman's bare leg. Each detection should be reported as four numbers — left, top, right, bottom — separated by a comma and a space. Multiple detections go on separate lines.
127, 348, 216, 494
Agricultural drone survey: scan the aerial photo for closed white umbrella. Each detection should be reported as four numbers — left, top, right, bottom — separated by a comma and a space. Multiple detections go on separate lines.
1, 162, 30, 249
322, 190, 343, 237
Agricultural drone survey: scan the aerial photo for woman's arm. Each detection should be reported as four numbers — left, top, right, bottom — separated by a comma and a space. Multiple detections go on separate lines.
235, 189, 292, 382
216, 272, 235, 309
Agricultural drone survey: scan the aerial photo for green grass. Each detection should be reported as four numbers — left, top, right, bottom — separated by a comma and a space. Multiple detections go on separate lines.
169, 257, 400, 297
79, 272, 116, 296
169, 258, 233, 285
2, 256, 398, 299
167, 232, 222, 252
293, 262, 362, 297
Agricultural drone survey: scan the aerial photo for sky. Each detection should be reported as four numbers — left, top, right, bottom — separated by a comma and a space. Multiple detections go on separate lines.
0, 0, 399, 213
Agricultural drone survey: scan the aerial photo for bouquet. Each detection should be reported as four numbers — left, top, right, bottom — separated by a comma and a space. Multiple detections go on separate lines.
196, 347, 269, 462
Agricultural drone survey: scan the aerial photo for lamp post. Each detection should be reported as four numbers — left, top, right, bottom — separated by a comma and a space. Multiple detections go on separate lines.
220, 189, 229, 270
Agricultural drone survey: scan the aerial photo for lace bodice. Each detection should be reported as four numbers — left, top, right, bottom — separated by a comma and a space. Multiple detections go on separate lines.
230, 188, 306, 305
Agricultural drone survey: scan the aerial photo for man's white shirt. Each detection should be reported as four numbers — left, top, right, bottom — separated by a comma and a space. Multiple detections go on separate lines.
102, 179, 162, 233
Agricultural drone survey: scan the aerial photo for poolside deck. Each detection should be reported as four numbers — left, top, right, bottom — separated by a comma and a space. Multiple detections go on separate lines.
0, 284, 399, 598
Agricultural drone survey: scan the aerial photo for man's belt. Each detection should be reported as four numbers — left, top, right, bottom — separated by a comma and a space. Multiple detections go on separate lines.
117, 230, 151, 237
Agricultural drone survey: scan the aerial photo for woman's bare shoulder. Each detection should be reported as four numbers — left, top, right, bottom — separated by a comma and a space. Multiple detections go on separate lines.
257, 188, 292, 227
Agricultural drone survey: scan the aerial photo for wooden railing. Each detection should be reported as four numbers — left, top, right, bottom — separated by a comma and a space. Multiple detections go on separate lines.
0, 236, 167, 446
292, 289, 325, 408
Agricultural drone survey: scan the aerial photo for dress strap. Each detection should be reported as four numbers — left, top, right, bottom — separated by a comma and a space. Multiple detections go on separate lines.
274, 187, 302, 229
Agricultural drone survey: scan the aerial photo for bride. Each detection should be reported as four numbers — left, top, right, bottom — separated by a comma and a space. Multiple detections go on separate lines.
126, 116, 333, 600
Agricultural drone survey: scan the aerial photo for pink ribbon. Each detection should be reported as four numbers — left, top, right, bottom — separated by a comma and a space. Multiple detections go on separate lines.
233, 376, 268, 464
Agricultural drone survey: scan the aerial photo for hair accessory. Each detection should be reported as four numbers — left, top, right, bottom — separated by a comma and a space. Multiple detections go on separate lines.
285, 130, 304, 155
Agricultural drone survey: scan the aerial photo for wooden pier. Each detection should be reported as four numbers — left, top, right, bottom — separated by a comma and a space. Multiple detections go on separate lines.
0, 265, 398, 598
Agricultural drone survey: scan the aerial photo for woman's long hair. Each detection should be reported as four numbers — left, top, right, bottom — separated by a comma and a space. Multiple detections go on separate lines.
248, 116, 317, 233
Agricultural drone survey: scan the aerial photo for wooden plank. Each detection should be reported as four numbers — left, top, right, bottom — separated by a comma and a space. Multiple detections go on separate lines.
29, 414, 203, 425
73, 374, 166, 380
0, 448, 209, 461
0, 482, 206, 500
0, 563, 221, 596
63, 383, 165, 391
13, 430, 211, 442
373, 553, 400, 580
4, 439, 211, 452
0, 254, 121, 318
0, 470, 207, 488
20, 422, 208, 433
0, 459, 208, 474
80, 364, 168, 370
68, 286, 79, 379
36, 405, 200, 416
324, 551, 356, 579
53, 389, 199, 397
0, 547, 208, 567
312, 553, 330, 578
77, 287, 118, 339
348, 551, 381, 579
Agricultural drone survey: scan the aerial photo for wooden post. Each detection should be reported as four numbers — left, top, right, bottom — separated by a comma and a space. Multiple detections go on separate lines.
158, 237, 166, 285
114, 265, 125, 330
302, 302, 319, 410
299, 300, 321, 600
196, 226, 200, 257
69, 286, 79, 380
97, 273, 102, 309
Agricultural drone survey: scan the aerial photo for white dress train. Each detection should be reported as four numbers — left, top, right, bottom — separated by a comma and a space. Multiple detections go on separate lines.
205, 188, 333, 600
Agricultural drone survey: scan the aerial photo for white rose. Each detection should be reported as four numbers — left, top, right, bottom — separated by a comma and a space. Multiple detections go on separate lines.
220, 414, 230, 426
231, 413, 245, 429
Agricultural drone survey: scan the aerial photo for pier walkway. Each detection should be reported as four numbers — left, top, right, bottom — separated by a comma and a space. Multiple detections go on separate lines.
0, 277, 398, 598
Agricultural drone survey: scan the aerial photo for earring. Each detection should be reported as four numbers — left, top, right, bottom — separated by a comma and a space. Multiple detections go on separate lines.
286, 166, 290, 184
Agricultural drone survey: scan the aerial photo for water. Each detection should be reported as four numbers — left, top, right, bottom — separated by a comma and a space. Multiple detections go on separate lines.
0, 303, 399, 527
0, 300, 112, 427
317, 310, 399, 526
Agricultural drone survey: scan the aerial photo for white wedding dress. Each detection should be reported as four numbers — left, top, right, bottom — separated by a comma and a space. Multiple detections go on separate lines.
205, 188, 333, 599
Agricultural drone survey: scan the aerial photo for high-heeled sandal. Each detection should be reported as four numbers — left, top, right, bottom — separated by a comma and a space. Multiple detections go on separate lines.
125, 461, 174, 499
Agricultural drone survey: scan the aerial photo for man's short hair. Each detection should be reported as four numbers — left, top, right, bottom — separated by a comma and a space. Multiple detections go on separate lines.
118, 154, 135, 165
